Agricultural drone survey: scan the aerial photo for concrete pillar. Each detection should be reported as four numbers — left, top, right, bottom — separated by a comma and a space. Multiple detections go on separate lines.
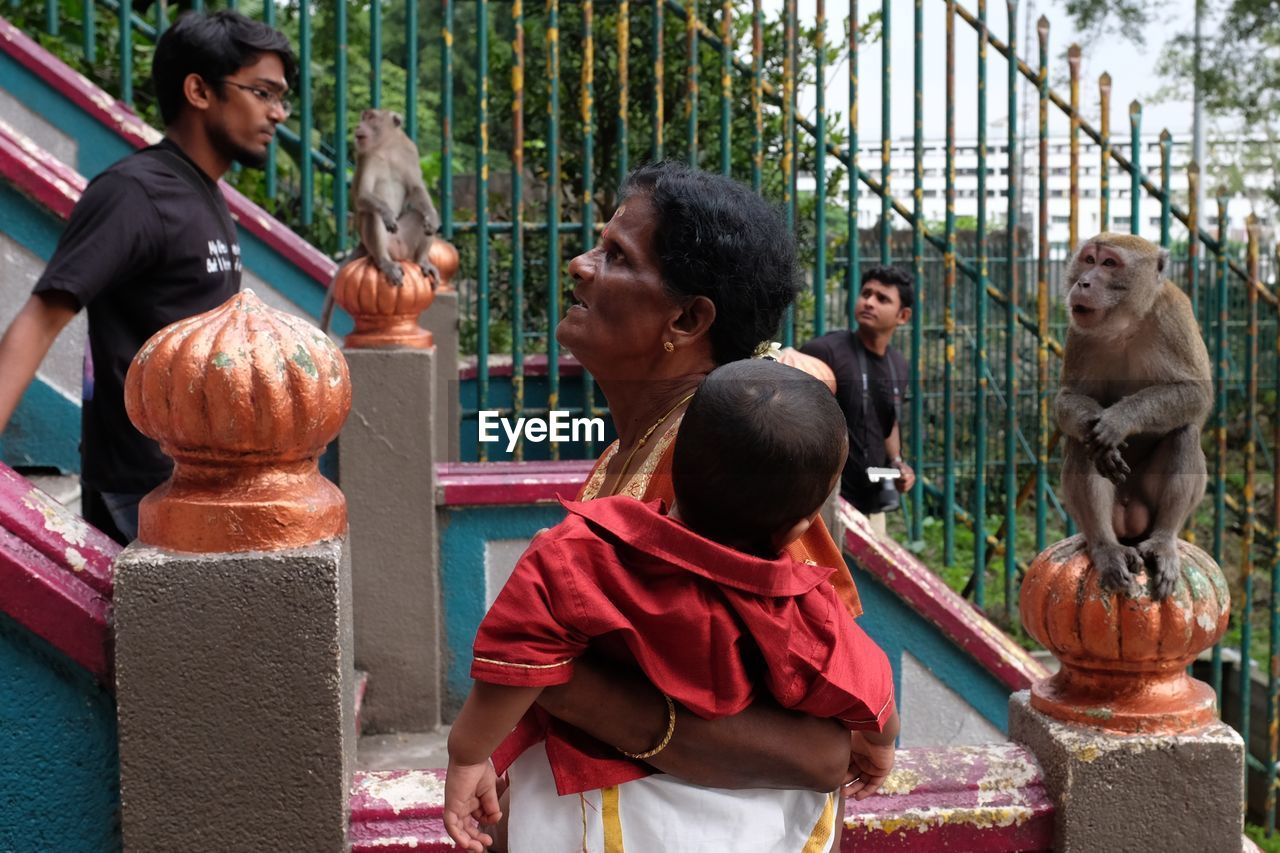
339, 347, 441, 731
422, 289, 461, 463
1010, 692, 1243, 852
114, 290, 356, 852
1016, 536, 1241, 852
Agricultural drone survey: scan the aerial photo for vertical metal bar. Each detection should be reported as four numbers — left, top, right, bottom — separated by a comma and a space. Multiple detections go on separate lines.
719, 0, 732, 175
82, 0, 94, 62
1241, 215, 1259, 753
1268, 241, 1280, 834
1035, 15, 1049, 552
814, 0, 827, 337
263, 0, 277, 205
1129, 101, 1141, 235
547, 0, 562, 456
752, 0, 763, 193
1159, 129, 1172, 249
580, 0, 596, 457
153, 0, 165, 37
1004, 0, 1019, 620
120, 0, 133, 106
1188, 163, 1201, 323
371, 0, 383, 108
46, 0, 58, 36
846, 0, 859, 330
781, 0, 796, 347
910, 0, 924, 543
1067, 44, 1080, 252
685, 0, 699, 165
943, 0, 957, 567
1099, 73, 1111, 233
512, 0, 526, 458
880, 0, 891, 264
476, 0, 491, 459
618, 0, 630, 181
973, 0, 989, 605
582, 0, 595, 256
652, 0, 664, 160
1212, 192, 1229, 703
442, 0, 455, 239
406, 0, 419, 144
335, 2, 349, 253
300, 0, 312, 224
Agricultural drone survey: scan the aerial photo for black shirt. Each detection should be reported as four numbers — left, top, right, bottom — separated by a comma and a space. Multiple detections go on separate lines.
33, 139, 241, 493
800, 330, 908, 513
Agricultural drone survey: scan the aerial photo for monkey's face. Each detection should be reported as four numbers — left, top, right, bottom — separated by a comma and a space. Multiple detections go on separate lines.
354, 109, 403, 154
1066, 241, 1134, 333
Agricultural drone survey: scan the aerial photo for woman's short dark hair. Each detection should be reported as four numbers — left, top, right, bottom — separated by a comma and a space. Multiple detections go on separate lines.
860, 265, 915, 310
620, 161, 801, 364
153, 11, 297, 126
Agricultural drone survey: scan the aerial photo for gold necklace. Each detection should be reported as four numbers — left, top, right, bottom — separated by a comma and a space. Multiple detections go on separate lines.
613, 391, 696, 489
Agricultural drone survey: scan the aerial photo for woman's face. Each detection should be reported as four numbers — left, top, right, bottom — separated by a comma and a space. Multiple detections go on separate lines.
557, 194, 683, 377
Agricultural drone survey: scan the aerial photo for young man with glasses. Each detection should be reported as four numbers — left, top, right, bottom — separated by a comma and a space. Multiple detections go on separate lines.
0, 10, 295, 543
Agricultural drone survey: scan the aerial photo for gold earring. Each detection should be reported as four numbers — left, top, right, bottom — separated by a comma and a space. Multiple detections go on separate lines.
663, 341, 675, 353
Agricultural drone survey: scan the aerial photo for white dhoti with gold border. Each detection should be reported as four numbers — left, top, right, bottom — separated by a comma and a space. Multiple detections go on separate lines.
507, 744, 838, 853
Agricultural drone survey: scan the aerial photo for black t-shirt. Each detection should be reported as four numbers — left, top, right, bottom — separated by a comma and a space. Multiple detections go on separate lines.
34, 139, 241, 493
800, 330, 908, 512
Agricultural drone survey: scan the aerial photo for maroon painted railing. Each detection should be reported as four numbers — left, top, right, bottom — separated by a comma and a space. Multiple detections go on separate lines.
0, 462, 118, 683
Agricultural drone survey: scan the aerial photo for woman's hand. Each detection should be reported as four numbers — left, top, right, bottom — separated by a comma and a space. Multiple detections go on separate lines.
536, 654, 850, 791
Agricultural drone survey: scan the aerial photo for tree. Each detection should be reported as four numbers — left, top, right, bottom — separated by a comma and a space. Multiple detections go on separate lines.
1061, 0, 1280, 210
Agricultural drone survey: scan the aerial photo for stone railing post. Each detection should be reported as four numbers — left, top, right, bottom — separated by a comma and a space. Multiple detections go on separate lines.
334, 255, 444, 731
423, 238, 461, 462
113, 291, 356, 851
1011, 535, 1244, 851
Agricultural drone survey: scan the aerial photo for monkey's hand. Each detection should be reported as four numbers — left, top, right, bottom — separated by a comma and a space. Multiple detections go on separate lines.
1089, 541, 1144, 598
376, 258, 406, 286
1093, 446, 1130, 485
1137, 537, 1181, 600
419, 260, 442, 290
1084, 410, 1130, 456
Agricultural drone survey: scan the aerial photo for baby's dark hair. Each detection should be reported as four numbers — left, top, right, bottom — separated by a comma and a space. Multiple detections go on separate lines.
672, 359, 848, 555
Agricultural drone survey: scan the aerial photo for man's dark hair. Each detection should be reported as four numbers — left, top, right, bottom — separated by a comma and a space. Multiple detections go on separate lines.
860, 265, 914, 310
672, 360, 848, 555
620, 161, 801, 364
153, 11, 297, 125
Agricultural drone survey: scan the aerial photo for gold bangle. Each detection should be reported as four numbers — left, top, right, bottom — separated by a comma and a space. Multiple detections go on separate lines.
619, 694, 677, 760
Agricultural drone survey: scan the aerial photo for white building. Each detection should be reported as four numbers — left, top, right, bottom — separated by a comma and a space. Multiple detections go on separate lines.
827, 135, 1272, 250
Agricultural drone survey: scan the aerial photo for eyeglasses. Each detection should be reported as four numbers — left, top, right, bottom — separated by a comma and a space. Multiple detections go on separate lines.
221, 80, 292, 116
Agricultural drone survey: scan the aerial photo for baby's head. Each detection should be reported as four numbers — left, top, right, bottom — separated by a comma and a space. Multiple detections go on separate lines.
672, 359, 848, 557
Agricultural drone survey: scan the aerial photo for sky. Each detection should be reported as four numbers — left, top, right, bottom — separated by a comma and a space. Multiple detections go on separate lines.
764, 0, 1200, 144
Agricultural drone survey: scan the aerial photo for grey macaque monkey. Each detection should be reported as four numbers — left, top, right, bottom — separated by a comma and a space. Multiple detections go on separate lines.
321, 108, 440, 332
1055, 233, 1212, 600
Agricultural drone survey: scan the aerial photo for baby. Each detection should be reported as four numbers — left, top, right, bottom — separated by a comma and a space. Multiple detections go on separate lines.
445, 359, 898, 852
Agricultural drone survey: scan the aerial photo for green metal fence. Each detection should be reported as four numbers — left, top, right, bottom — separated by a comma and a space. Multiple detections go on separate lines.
12, 0, 1280, 828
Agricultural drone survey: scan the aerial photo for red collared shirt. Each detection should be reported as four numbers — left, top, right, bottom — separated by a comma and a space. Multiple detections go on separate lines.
476, 496, 895, 796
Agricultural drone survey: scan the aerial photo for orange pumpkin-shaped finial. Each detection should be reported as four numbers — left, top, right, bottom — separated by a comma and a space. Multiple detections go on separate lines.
427, 238, 460, 292
125, 290, 351, 553
1020, 535, 1230, 734
332, 256, 435, 349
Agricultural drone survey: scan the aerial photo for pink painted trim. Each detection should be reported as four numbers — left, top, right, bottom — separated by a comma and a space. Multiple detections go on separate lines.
0, 463, 118, 684
842, 743, 1052, 852
348, 751, 1051, 852
458, 354, 586, 381
838, 501, 1049, 691
437, 461, 595, 506
0, 18, 337, 285
0, 117, 85, 219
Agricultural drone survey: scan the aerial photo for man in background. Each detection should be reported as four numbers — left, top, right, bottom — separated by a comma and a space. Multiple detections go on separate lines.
0, 11, 294, 543
800, 266, 917, 537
